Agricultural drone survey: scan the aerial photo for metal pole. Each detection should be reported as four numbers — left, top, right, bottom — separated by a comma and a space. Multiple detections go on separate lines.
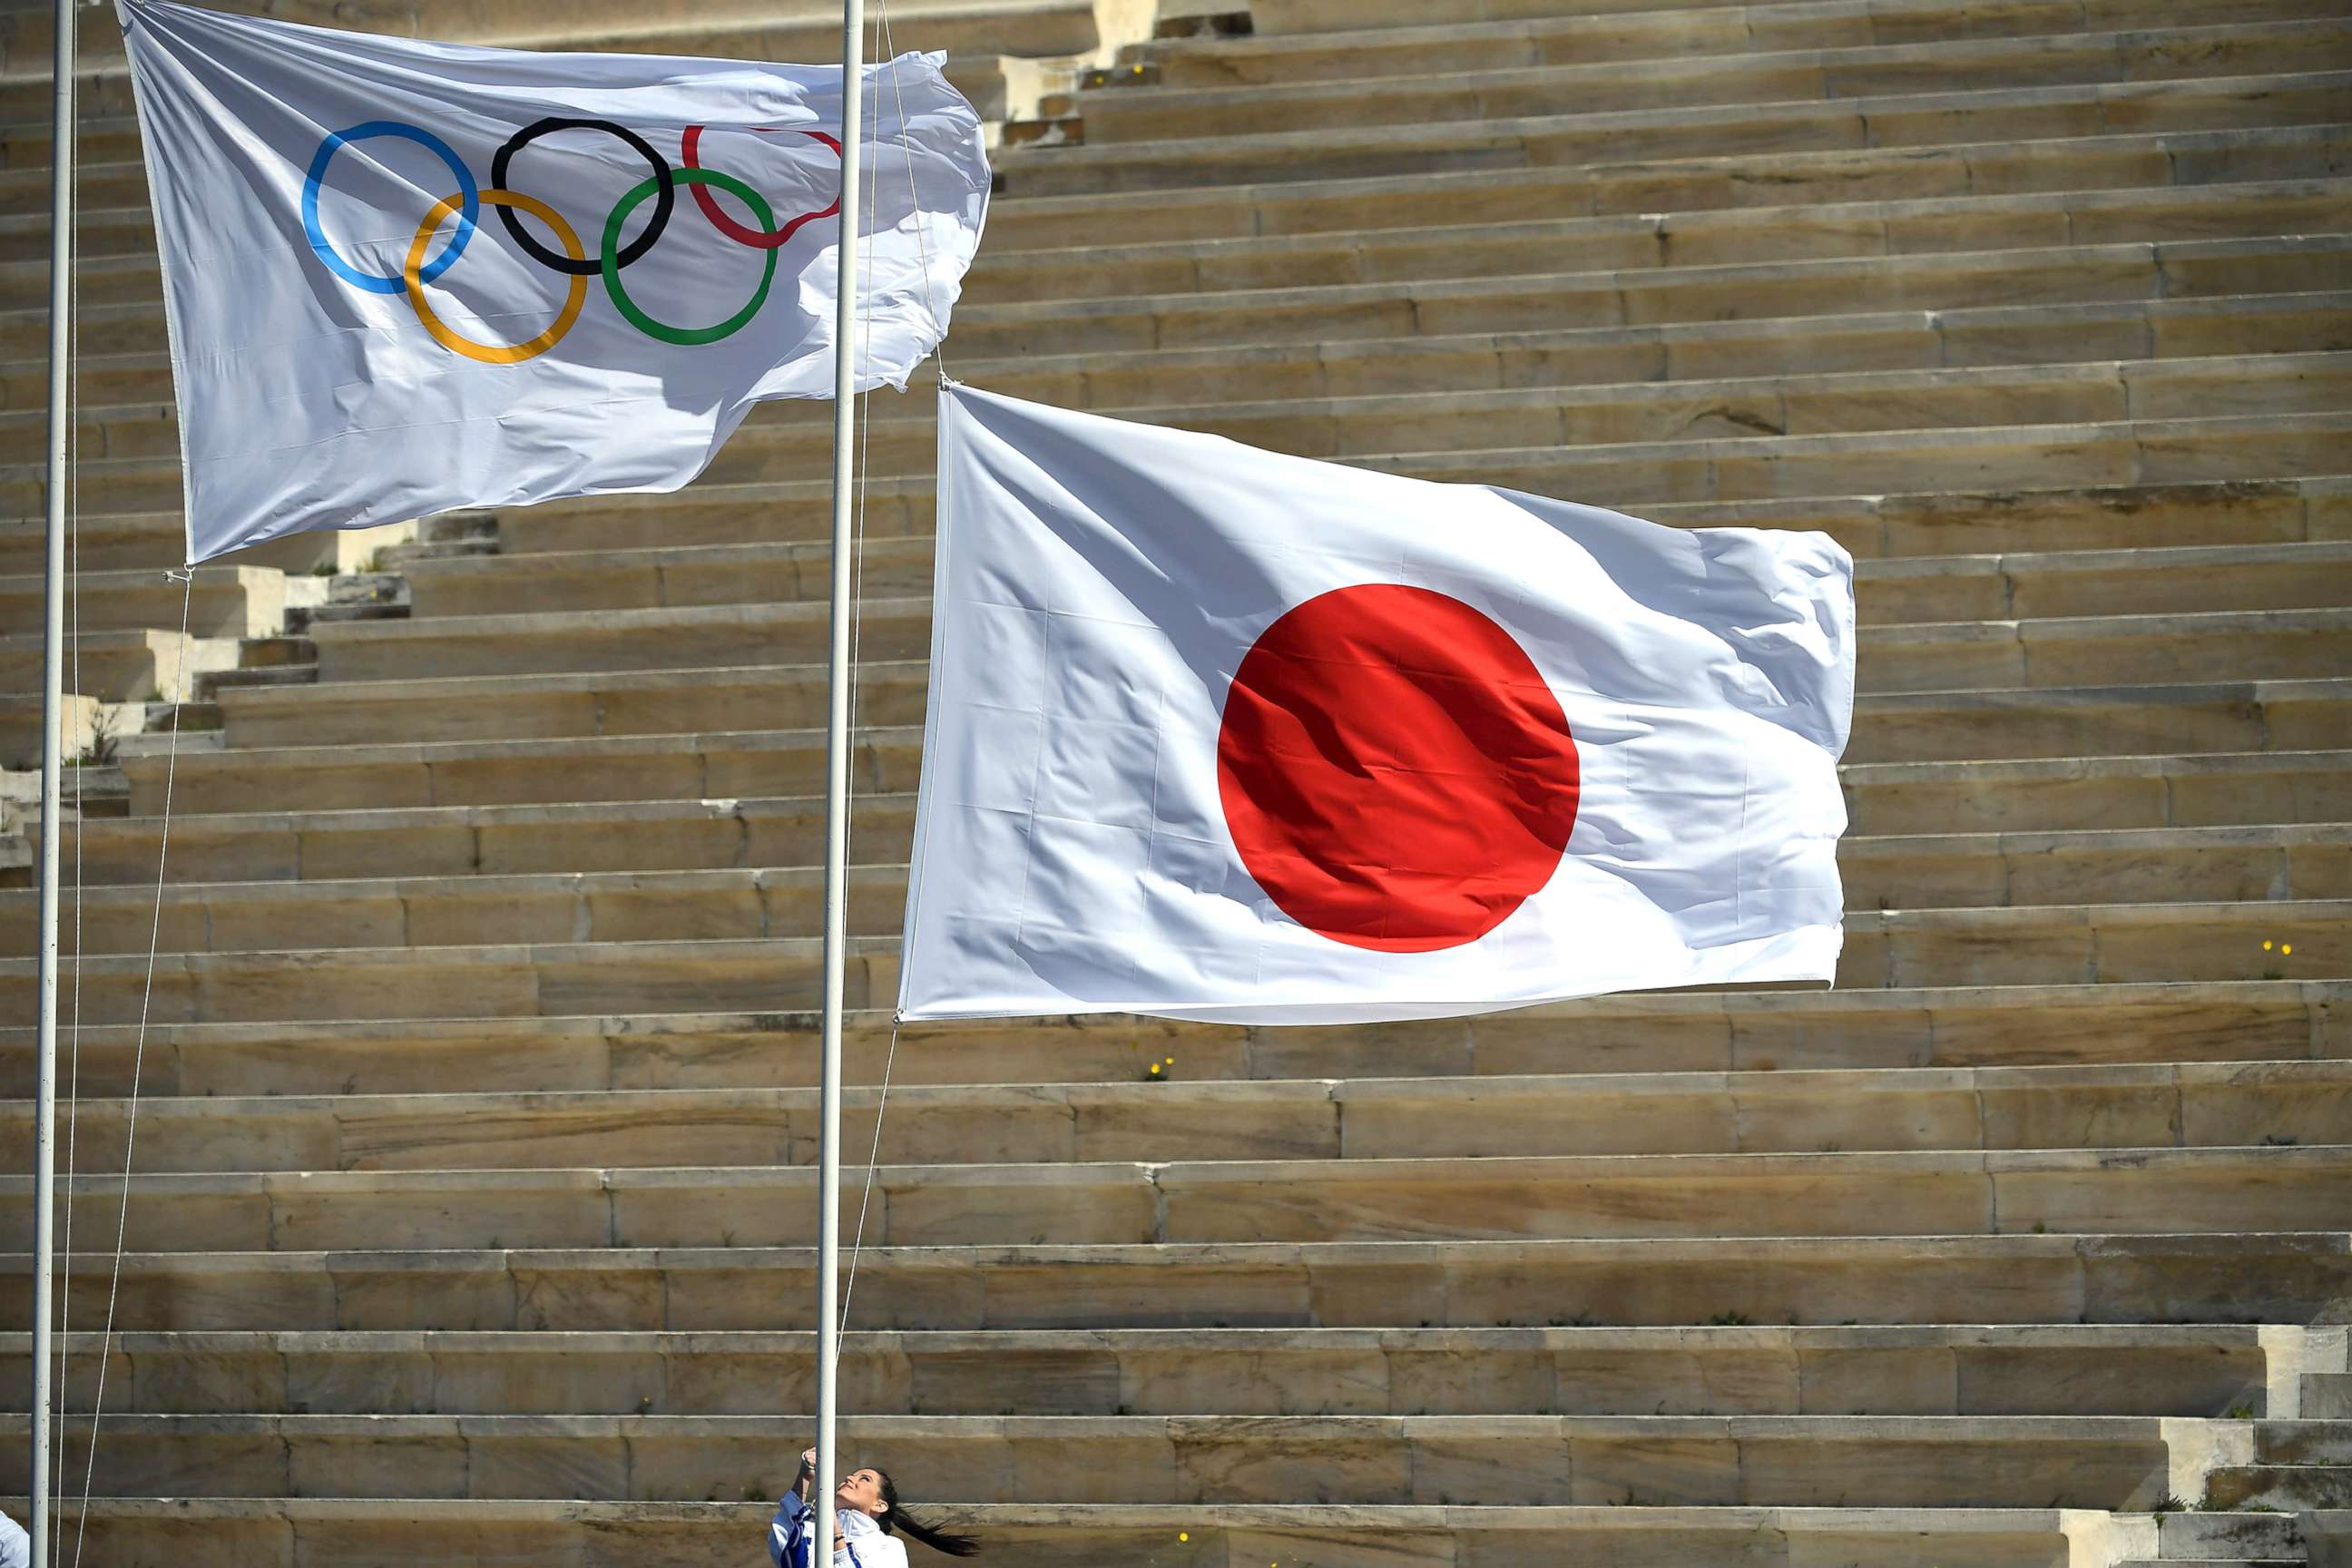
31, 0, 74, 1559
816, 0, 863, 1550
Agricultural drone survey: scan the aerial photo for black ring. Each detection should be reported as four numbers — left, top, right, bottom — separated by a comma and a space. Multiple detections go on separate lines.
491, 117, 675, 276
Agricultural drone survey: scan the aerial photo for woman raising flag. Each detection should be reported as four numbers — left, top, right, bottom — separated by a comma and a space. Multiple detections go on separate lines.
769, 1447, 981, 1565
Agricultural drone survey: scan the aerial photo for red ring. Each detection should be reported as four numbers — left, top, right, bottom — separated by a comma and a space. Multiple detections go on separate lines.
680, 124, 842, 249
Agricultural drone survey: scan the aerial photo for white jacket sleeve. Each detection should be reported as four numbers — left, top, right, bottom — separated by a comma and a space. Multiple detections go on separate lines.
841, 1530, 909, 1568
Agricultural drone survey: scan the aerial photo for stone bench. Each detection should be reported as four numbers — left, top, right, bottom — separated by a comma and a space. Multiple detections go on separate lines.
1075, 22, 2352, 147
5, 1058, 2341, 1174
9, 1230, 2343, 1333
1, 977, 2336, 1099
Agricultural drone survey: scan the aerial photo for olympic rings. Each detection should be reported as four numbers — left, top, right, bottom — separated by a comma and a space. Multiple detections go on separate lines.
406, 189, 587, 366
492, 117, 673, 277
306, 121, 476, 295
603, 169, 778, 347
308, 116, 839, 358
680, 125, 841, 250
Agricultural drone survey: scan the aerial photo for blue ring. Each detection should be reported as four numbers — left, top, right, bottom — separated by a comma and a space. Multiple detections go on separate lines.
304, 121, 477, 295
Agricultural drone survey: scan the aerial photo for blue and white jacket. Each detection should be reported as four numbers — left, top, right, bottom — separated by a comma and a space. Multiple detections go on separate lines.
769, 1492, 908, 1568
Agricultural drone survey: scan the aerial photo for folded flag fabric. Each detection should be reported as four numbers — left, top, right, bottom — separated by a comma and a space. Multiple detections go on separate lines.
120, 0, 989, 563
898, 386, 1857, 1025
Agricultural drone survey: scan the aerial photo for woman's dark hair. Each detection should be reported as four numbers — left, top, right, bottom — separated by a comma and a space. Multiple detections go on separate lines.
873, 1468, 981, 1557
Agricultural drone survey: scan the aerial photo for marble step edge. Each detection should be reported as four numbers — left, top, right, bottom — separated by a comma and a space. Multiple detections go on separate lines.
269, 597, 2352, 655
1068, 17, 2352, 129
9, 1132, 2342, 1194
165, 671, 2352, 760
0, 969, 2335, 1043
5, 1054, 2341, 1142
2, 1320, 2321, 1354
0, 1495, 2297, 1568
37, 748, 2352, 847
5, 285, 2347, 419
990, 67, 2352, 176
21, 402, 2351, 524
27, 465, 2352, 563
11, 227, 2343, 342
18, 341, 2348, 453
2, 891, 2348, 975
15, 821, 2352, 910
0, 1492, 2175, 1533
389, 528, 2352, 598
7, 1228, 2342, 1291
12, 117, 2342, 250
1135, 0, 2346, 61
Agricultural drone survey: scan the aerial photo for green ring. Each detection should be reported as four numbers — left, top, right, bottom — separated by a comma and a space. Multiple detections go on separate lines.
603, 168, 779, 346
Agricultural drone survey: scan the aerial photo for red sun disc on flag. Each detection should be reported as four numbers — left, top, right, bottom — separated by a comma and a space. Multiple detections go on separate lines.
1217, 583, 1582, 953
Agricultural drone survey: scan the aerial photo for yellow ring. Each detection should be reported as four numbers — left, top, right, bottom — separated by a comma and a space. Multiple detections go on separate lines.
404, 188, 587, 365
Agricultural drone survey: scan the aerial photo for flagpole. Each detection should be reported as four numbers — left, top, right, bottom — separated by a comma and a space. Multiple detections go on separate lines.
29, 0, 74, 1556
815, 0, 863, 1543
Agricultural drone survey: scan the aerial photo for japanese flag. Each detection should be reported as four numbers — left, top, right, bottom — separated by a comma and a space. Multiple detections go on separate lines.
898, 386, 1856, 1025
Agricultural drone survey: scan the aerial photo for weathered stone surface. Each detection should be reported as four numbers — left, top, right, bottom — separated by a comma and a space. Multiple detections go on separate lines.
1, 0, 2346, 1550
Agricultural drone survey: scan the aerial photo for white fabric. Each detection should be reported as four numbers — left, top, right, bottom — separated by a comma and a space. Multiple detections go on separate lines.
119, 0, 988, 563
0, 1509, 26, 1568
898, 385, 1857, 1025
771, 1493, 906, 1568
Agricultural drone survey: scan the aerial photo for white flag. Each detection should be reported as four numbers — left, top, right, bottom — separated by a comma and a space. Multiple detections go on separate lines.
120, 0, 989, 563
899, 387, 1857, 1025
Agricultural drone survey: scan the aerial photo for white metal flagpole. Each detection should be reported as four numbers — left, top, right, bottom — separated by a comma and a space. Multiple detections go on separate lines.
31, 0, 74, 1558
816, 0, 864, 1546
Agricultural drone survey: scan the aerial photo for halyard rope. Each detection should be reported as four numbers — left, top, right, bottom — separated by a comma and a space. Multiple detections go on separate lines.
71, 566, 191, 1568
836, 0, 924, 1352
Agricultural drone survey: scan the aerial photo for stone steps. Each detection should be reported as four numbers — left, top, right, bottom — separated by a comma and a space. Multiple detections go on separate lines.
38, 399, 2347, 533
2148, 1507, 2319, 1562
0, 690, 138, 771
13, 222, 2339, 431
5, 895, 2351, 1024
0, 0, 2338, 1549
6, 223, 2334, 399
985, 122, 2352, 245
15, 181, 2345, 392
2205, 1418, 2352, 1505
12, 1060, 2343, 1174
7, 1230, 2344, 1333
0, 626, 237, 705
0, 1322, 2289, 1417
18, 118, 2343, 261
24, 132, 2346, 290
995, 70, 2352, 197
401, 533, 2352, 624
1245, 0, 2083, 30
0, 564, 282, 642
263, 348, 2352, 491
5, 289, 2347, 491
268, 595, 2352, 699
154, 676, 2352, 807
4, 976, 2336, 1099
0, 1409, 2210, 1508
33, 748, 2352, 888
1075, 20, 2352, 146
17, 1145, 2350, 1255
15, 819, 2352, 956
1140, 0, 2350, 86
475, 466, 2351, 560
0, 1498, 2142, 1568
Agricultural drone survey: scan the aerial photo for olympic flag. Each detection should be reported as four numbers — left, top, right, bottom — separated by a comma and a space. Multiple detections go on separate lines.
898, 387, 1856, 1024
119, 0, 990, 563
